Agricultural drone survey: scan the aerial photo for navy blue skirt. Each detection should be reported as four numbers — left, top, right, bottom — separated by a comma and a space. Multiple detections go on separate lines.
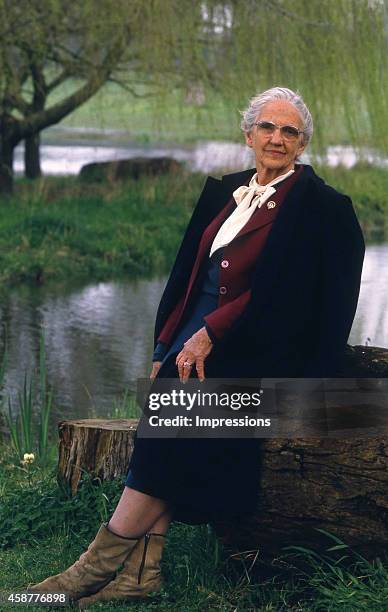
126, 265, 262, 524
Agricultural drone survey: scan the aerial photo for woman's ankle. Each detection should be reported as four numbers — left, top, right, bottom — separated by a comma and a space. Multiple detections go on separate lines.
106, 520, 143, 540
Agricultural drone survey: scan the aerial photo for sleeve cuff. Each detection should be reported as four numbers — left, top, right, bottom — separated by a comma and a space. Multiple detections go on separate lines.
204, 323, 218, 345
153, 342, 167, 362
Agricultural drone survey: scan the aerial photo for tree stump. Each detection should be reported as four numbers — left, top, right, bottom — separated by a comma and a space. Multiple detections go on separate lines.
57, 419, 138, 495
57, 346, 388, 559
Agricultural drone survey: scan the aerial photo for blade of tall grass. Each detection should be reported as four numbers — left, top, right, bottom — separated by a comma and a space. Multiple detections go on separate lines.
5, 398, 22, 457
19, 375, 33, 454
38, 330, 52, 463
0, 333, 7, 389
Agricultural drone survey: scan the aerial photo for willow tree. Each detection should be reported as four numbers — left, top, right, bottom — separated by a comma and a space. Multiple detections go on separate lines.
0, 0, 134, 192
0, 0, 386, 193
139, 0, 387, 153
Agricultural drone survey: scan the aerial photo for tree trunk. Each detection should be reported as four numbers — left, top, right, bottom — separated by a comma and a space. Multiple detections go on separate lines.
24, 133, 42, 179
0, 138, 15, 194
57, 419, 138, 494
56, 347, 388, 561
213, 437, 388, 562
57, 419, 388, 561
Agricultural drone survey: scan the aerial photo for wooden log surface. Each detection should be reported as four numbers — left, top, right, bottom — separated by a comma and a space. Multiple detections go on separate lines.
56, 345, 388, 559
57, 419, 138, 494
213, 437, 388, 561
57, 420, 387, 559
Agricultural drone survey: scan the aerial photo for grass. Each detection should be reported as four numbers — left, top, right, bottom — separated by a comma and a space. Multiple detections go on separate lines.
4, 330, 54, 466
0, 164, 386, 288
0, 448, 387, 611
107, 389, 142, 419
0, 171, 204, 286
318, 164, 388, 240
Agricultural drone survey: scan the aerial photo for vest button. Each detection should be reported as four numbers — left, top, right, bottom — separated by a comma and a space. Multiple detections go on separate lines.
219, 286, 227, 295
221, 260, 229, 268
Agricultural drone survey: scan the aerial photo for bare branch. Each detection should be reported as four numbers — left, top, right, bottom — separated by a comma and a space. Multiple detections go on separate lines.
46, 68, 71, 94
262, 0, 332, 28
106, 76, 156, 98
17, 38, 127, 138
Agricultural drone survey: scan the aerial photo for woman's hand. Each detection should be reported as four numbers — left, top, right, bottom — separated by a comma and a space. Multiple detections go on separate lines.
150, 361, 162, 381
176, 326, 213, 383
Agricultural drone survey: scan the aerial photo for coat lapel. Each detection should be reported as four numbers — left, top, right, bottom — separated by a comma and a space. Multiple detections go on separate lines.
248, 165, 311, 308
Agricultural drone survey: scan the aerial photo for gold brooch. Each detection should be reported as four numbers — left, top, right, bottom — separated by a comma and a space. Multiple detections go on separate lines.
267, 201, 276, 209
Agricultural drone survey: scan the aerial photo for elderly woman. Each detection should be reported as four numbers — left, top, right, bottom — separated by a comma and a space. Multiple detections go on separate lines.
30, 87, 364, 605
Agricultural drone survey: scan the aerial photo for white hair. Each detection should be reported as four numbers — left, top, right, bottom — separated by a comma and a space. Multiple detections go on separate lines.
240, 87, 313, 145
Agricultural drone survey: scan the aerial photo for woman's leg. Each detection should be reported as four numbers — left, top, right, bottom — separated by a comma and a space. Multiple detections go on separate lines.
108, 486, 172, 538
147, 509, 173, 535
77, 494, 172, 607
30, 487, 172, 600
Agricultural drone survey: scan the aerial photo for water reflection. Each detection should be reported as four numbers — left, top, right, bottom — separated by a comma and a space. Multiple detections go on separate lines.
0, 279, 165, 418
14, 139, 388, 176
0, 244, 387, 418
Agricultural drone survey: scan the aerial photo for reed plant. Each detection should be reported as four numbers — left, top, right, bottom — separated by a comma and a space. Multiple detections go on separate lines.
6, 376, 33, 460
38, 331, 53, 462
4, 330, 53, 465
108, 389, 141, 419
0, 335, 6, 389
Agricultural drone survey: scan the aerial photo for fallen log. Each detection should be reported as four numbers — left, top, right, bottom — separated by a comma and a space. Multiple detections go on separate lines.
57, 346, 388, 560
213, 437, 388, 562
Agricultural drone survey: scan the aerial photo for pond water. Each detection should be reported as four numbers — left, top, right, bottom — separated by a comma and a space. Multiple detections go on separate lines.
13, 128, 388, 175
0, 244, 387, 419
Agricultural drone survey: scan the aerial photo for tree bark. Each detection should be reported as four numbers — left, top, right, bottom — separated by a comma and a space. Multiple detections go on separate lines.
0, 114, 21, 194
0, 138, 15, 194
57, 419, 138, 494
24, 133, 42, 179
213, 437, 388, 562
56, 346, 388, 561
57, 419, 388, 560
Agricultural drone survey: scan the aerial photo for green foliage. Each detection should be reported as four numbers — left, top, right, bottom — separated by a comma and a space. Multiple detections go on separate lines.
57, 82, 238, 143
0, 455, 387, 610
107, 389, 141, 419
132, 0, 388, 154
0, 166, 385, 288
0, 0, 387, 174
4, 330, 53, 465
0, 465, 123, 549
0, 333, 6, 389
0, 172, 203, 285
284, 532, 388, 611
6, 377, 34, 460
38, 331, 53, 461
317, 163, 388, 240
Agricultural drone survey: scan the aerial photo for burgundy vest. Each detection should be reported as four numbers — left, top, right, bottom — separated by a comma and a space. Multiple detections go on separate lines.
158, 167, 303, 344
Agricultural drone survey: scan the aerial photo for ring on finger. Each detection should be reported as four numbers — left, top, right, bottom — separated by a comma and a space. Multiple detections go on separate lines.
183, 361, 192, 368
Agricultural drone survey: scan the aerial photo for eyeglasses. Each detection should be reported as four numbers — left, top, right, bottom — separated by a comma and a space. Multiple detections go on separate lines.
254, 120, 304, 141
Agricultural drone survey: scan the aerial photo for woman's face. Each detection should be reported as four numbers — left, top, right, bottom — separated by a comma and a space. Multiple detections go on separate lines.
245, 99, 306, 180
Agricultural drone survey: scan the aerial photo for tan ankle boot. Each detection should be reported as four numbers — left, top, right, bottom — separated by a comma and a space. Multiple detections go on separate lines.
77, 532, 166, 607
28, 523, 139, 602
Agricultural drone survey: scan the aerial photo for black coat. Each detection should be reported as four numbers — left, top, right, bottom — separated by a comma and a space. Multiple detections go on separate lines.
155, 164, 365, 377
129, 165, 365, 525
